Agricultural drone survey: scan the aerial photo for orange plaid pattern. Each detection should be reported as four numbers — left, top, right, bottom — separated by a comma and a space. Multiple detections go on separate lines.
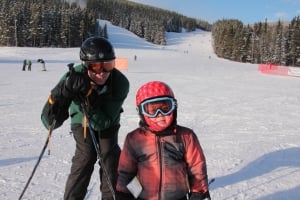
117, 125, 209, 200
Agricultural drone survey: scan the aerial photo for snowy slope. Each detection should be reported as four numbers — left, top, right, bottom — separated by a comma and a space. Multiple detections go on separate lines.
0, 21, 300, 200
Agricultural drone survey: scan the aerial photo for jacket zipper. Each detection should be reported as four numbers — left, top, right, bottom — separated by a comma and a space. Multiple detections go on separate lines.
157, 136, 163, 200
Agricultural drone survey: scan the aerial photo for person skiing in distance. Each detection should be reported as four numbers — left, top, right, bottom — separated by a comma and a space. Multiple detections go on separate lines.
22, 59, 26, 71
116, 81, 211, 200
37, 58, 46, 71
27, 59, 32, 71
41, 36, 130, 200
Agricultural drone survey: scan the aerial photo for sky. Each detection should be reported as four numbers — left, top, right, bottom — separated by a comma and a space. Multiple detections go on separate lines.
128, 0, 300, 24
1, 21, 300, 200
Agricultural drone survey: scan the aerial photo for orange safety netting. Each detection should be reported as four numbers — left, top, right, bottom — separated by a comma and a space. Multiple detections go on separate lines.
115, 58, 128, 70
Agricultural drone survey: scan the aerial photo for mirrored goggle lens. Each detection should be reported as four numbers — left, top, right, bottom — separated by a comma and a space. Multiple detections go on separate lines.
140, 97, 176, 118
85, 60, 114, 73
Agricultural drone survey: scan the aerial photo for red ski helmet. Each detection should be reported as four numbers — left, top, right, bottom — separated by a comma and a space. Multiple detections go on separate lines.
136, 81, 175, 106
136, 81, 177, 132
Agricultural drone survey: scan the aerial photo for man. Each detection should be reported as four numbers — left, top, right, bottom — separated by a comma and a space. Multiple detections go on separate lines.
41, 36, 129, 200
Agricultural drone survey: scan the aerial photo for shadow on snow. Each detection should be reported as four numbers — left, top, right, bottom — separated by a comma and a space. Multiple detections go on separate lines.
211, 147, 300, 196
0, 156, 39, 167
255, 185, 300, 200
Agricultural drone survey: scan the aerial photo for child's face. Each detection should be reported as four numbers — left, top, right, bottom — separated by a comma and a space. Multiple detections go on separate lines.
145, 112, 174, 131
140, 96, 176, 132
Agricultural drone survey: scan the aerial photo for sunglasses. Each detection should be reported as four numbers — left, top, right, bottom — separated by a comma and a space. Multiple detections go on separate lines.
139, 97, 176, 118
84, 60, 115, 73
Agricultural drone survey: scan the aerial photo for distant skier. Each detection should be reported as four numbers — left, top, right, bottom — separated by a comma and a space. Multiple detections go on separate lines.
37, 58, 46, 71
22, 59, 26, 71
27, 60, 32, 71
22, 59, 32, 71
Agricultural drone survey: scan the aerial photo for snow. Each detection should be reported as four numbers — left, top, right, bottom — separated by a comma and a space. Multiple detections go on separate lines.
1, 21, 300, 200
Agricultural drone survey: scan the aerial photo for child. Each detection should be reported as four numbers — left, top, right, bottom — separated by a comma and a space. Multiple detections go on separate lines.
116, 81, 211, 200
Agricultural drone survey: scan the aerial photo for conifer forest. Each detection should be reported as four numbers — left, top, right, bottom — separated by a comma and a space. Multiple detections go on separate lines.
0, 0, 299, 66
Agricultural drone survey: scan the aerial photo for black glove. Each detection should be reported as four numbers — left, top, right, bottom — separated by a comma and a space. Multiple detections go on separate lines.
115, 191, 135, 200
189, 191, 211, 200
63, 69, 91, 101
42, 98, 69, 129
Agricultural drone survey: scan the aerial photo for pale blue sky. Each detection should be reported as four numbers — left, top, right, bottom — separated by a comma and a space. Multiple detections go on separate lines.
128, 0, 300, 24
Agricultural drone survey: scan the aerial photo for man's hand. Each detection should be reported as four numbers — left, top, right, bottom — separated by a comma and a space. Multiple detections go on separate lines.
63, 69, 91, 100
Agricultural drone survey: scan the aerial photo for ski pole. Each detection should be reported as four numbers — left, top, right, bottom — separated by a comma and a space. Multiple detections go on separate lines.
80, 97, 116, 200
208, 178, 215, 186
66, 63, 115, 199
18, 120, 56, 200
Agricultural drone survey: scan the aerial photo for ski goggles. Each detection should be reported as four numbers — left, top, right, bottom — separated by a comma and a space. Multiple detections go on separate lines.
84, 60, 115, 73
139, 97, 176, 118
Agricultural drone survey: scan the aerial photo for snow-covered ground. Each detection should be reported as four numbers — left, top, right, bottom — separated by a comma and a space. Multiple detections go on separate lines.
1, 21, 300, 200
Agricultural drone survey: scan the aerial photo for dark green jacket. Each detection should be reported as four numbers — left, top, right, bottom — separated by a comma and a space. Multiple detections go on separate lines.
41, 64, 129, 132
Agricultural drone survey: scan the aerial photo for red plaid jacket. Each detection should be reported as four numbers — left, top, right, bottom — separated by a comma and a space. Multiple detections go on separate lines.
117, 125, 209, 200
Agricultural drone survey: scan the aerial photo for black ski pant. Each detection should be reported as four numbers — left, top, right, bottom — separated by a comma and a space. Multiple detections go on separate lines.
64, 124, 121, 200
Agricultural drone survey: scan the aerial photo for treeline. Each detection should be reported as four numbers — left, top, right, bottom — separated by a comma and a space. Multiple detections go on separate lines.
90, 0, 211, 45
0, 0, 95, 47
0, 0, 211, 47
212, 18, 300, 66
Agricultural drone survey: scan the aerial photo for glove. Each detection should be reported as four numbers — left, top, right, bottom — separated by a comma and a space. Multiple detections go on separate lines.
63, 69, 91, 101
115, 191, 135, 200
42, 98, 69, 129
189, 191, 211, 200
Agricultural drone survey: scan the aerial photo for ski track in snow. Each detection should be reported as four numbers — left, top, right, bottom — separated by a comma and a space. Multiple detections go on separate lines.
0, 21, 300, 200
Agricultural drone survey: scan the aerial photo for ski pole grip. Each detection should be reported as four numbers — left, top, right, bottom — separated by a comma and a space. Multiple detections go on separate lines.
67, 63, 74, 72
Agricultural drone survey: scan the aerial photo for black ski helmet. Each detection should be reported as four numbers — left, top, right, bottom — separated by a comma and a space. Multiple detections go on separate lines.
80, 36, 115, 61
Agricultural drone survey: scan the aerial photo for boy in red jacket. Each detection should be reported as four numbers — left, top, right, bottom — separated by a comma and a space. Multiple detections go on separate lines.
116, 81, 211, 200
